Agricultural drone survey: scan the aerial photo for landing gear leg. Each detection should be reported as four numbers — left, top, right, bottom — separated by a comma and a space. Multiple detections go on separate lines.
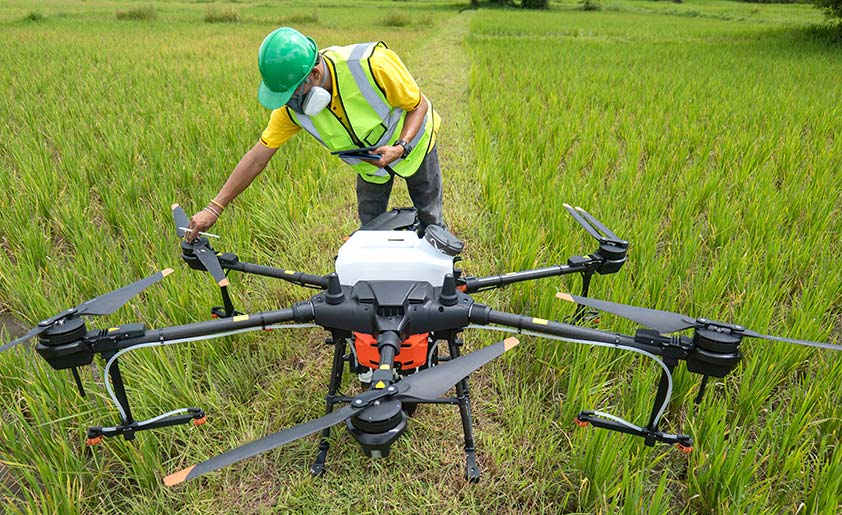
310, 333, 348, 477
448, 336, 481, 483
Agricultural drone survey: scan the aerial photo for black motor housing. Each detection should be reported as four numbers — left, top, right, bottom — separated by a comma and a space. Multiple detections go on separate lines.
346, 399, 408, 458
35, 318, 93, 370
685, 328, 742, 377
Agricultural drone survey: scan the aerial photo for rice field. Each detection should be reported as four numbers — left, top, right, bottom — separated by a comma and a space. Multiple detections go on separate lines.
0, 0, 840, 513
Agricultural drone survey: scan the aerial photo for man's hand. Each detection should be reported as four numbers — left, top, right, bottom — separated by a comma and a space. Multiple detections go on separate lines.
186, 209, 218, 243
370, 145, 404, 169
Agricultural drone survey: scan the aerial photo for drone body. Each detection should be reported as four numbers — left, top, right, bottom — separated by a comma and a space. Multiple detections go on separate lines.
2, 204, 837, 487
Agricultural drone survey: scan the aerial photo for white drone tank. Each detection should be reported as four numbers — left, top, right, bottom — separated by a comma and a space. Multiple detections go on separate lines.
335, 227, 462, 287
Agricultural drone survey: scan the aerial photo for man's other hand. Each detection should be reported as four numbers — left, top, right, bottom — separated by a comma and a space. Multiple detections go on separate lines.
186, 210, 218, 243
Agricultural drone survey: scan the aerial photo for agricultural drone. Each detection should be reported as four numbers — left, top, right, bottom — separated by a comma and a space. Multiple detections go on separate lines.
1, 204, 838, 486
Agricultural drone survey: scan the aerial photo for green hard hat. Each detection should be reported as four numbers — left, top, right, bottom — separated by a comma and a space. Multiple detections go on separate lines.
257, 27, 318, 109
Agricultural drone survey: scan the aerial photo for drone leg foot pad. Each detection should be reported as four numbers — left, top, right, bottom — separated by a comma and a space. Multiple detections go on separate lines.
310, 448, 328, 477
465, 451, 480, 483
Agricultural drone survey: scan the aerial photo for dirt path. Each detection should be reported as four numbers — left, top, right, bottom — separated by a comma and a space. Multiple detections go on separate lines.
412, 11, 478, 232
406, 10, 501, 276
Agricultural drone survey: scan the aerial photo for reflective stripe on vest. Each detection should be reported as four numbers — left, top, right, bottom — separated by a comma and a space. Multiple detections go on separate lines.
289, 42, 434, 184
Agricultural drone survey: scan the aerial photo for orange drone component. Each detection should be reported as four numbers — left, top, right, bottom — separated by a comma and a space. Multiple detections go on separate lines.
353, 332, 430, 371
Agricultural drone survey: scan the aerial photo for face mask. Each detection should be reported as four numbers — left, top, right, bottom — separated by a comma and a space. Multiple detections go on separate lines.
301, 86, 331, 116
288, 65, 330, 116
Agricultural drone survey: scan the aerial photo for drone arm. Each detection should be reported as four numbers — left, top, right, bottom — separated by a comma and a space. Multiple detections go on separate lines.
369, 331, 402, 388
94, 303, 315, 353
467, 311, 694, 450
462, 258, 600, 293
470, 306, 644, 351
459, 206, 628, 294
223, 259, 328, 289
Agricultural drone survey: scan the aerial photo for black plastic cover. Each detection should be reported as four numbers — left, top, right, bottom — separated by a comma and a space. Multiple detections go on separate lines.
36, 320, 94, 370
358, 208, 419, 232
424, 225, 464, 257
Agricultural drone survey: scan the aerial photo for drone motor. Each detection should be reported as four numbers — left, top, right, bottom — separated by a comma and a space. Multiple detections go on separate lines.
35, 318, 93, 370
686, 326, 743, 378
346, 399, 409, 458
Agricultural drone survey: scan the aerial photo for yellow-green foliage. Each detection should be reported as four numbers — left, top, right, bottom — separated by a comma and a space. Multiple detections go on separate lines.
279, 10, 320, 25
204, 5, 239, 23
23, 10, 45, 21
0, 0, 839, 514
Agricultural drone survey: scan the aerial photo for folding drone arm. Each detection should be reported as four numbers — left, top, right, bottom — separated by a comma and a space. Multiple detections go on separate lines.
214, 252, 329, 289
87, 303, 317, 354
459, 206, 628, 326
35, 301, 318, 442
178, 239, 328, 318
460, 256, 612, 294
180, 243, 329, 290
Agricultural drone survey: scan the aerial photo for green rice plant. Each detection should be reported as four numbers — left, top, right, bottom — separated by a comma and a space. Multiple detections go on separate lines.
468, 2, 840, 512
204, 5, 240, 23
0, 0, 839, 513
115, 5, 157, 21
23, 10, 45, 22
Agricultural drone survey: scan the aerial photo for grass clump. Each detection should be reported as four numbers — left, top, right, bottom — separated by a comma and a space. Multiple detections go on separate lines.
381, 11, 412, 27
115, 5, 157, 21
279, 11, 320, 24
204, 5, 240, 23
579, 0, 601, 10
24, 10, 45, 22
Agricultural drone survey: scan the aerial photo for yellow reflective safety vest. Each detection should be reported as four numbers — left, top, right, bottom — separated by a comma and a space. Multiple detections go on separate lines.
288, 42, 435, 184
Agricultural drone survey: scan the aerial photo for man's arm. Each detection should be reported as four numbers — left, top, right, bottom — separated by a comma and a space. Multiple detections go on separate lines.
186, 142, 278, 242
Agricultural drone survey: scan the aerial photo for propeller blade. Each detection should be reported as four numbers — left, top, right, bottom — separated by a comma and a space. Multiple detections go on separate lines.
0, 326, 47, 353
557, 293, 841, 351
78, 269, 174, 316
741, 329, 842, 351
574, 206, 626, 245
556, 292, 696, 334
563, 203, 604, 243
192, 244, 229, 288
172, 204, 189, 239
1, 269, 173, 352
172, 203, 228, 287
396, 337, 519, 402
164, 338, 521, 486
164, 405, 358, 486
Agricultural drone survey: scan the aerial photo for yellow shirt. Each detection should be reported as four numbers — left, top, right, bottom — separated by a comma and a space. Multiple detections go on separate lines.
260, 45, 439, 149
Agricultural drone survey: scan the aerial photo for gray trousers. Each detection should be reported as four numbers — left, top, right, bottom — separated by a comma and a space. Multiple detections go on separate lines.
356, 145, 444, 229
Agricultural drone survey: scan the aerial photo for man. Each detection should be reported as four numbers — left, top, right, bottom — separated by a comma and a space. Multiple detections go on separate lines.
186, 27, 443, 242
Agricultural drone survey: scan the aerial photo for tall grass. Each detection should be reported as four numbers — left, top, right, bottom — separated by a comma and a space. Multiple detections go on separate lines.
23, 10, 45, 22
278, 11, 320, 25
469, 3, 841, 512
